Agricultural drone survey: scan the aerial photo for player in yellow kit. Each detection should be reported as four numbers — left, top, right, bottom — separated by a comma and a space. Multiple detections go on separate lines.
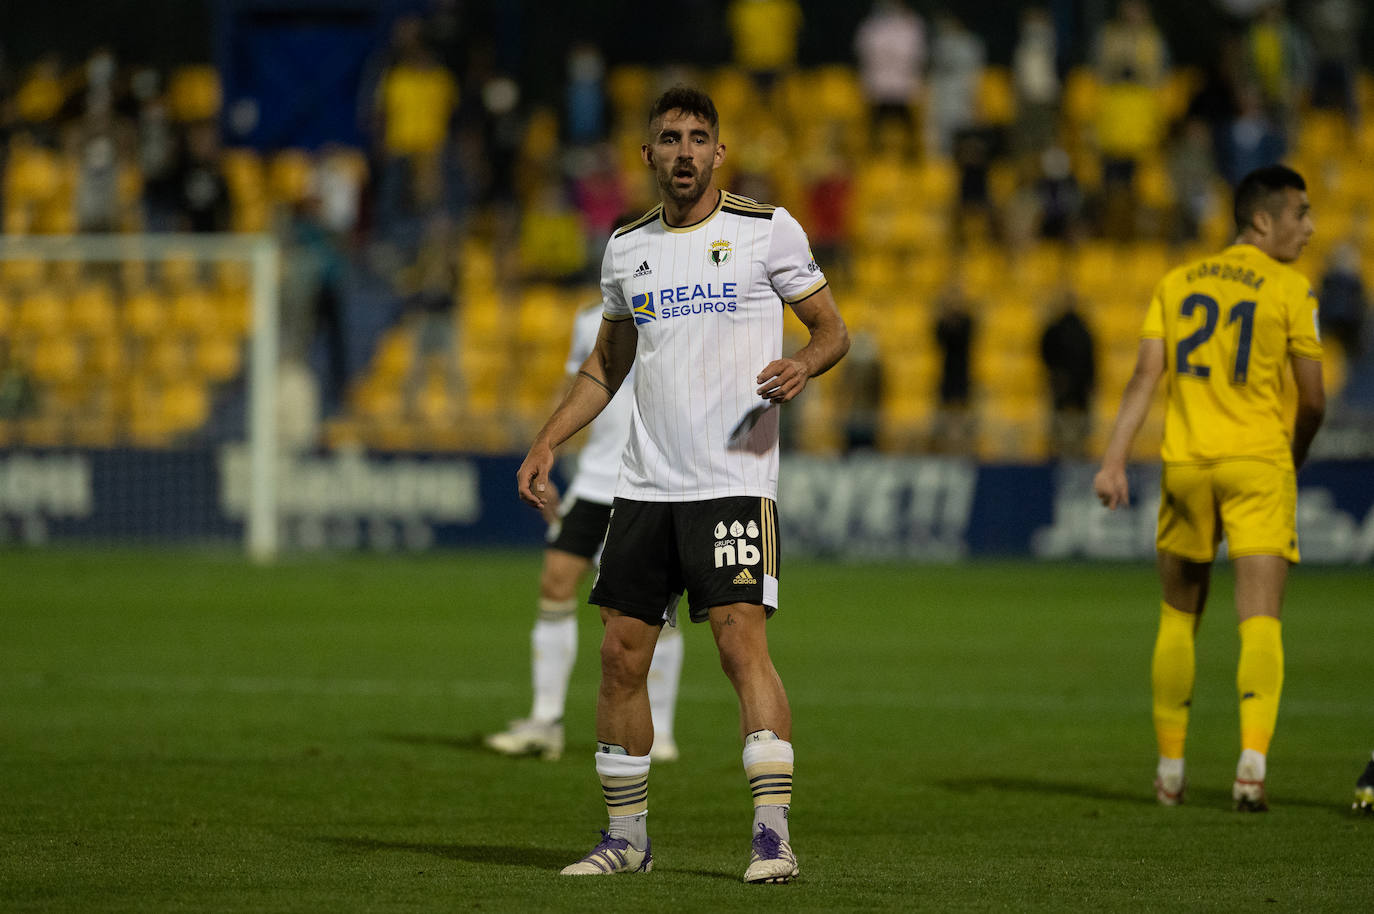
1093, 165, 1325, 812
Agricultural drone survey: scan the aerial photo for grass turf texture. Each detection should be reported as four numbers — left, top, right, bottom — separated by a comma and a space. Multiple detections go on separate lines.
1, 549, 1368, 912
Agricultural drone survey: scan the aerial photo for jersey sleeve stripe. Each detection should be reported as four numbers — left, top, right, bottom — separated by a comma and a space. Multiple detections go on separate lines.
783, 278, 828, 304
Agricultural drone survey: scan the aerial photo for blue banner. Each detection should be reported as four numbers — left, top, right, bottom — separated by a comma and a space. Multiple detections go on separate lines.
1, 449, 1370, 563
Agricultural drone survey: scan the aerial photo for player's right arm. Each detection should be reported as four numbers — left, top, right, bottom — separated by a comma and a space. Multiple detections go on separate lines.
1093, 337, 1166, 510
1289, 355, 1325, 470
517, 317, 637, 509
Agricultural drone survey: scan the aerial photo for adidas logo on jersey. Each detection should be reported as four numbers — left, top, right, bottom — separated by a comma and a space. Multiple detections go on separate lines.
634, 260, 652, 277
733, 568, 757, 585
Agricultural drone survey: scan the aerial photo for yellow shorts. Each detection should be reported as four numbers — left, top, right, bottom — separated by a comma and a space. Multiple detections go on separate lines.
1156, 459, 1298, 563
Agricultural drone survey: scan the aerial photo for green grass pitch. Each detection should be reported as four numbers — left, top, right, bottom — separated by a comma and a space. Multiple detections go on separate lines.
1, 549, 1369, 912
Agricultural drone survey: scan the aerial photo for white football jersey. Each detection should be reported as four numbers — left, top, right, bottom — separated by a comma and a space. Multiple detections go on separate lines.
564, 301, 632, 505
601, 191, 828, 501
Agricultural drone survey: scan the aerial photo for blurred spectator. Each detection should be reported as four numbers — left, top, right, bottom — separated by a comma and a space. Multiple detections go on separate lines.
1011, 6, 1061, 159
1319, 240, 1367, 360
1244, 1, 1310, 128
930, 280, 976, 453
170, 121, 231, 233
838, 328, 883, 453
800, 129, 853, 281
952, 127, 998, 245
1095, 0, 1169, 87
0, 340, 38, 421
1303, 0, 1360, 116
728, 0, 803, 95
1039, 287, 1097, 458
63, 83, 139, 233
12, 55, 66, 147
518, 178, 588, 281
1220, 82, 1285, 186
853, 0, 925, 145
372, 15, 459, 245
570, 143, 627, 273
1184, 39, 1244, 174
1006, 144, 1084, 245
564, 43, 607, 146
131, 68, 179, 231
925, 11, 985, 157
1094, 0, 1170, 241
399, 217, 462, 411
277, 190, 350, 413
1166, 116, 1220, 243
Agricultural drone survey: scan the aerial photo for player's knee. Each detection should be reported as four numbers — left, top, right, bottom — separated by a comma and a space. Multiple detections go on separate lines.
539, 567, 579, 602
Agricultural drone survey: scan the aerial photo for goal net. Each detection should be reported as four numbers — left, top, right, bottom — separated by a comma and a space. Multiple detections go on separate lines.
0, 234, 280, 559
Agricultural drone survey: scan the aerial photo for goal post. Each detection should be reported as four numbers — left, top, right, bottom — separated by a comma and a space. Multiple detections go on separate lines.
0, 233, 281, 560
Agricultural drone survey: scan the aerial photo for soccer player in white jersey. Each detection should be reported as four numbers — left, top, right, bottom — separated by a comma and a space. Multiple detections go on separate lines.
517, 86, 849, 883
486, 301, 684, 764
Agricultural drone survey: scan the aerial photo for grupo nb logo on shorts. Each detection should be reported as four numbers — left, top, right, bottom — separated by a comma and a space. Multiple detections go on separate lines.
713, 519, 761, 568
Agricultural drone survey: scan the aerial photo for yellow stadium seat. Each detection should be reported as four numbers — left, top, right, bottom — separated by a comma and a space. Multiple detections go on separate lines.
169, 287, 218, 334
607, 66, 653, 123
812, 66, 866, 124
147, 334, 191, 381
15, 288, 68, 339
123, 287, 167, 338
977, 67, 1016, 125
1, 256, 45, 288
268, 149, 314, 206
194, 332, 242, 382
352, 377, 404, 421
516, 285, 569, 348
69, 281, 118, 336
371, 329, 415, 382
163, 379, 210, 433
30, 336, 82, 385
85, 335, 126, 379
1061, 68, 1099, 128
168, 65, 222, 122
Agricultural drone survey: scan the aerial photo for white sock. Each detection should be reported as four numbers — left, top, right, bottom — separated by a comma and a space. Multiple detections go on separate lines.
530, 603, 576, 722
1237, 747, 1266, 782
1157, 756, 1184, 782
647, 626, 683, 742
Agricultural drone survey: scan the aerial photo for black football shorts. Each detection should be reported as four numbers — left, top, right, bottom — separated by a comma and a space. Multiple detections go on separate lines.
589, 495, 780, 625
546, 495, 614, 560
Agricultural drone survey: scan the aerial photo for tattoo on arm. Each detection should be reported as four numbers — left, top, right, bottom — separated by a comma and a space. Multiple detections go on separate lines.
578, 370, 613, 397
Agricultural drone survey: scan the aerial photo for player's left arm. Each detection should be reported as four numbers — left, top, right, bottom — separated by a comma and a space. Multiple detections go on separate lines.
757, 285, 850, 403
1290, 356, 1325, 470
1093, 337, 1166, 509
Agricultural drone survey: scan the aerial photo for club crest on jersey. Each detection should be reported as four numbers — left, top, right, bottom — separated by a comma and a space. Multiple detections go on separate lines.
631, 292, 656, 325
708, 239, 732, 266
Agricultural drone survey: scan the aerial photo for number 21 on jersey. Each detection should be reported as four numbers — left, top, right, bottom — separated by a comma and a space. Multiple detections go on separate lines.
1175, 293, 1256, 385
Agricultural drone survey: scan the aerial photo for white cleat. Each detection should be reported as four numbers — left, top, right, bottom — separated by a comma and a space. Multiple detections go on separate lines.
1233, 755, 1268, 812
483, 718, 564, 760
649, 736, 679, 763
743, 824, 798, 884
560, 831, 652, 875
1155, 757, 1185, 806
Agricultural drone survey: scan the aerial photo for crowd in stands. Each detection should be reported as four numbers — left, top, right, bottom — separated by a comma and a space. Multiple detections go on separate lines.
0, 0, 1371, 460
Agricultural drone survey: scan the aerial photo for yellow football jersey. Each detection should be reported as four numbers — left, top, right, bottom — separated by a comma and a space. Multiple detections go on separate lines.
1141, 243, 1323, 465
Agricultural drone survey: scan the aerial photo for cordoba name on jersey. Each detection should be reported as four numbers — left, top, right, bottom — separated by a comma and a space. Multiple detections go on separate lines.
600, 190, 828, 502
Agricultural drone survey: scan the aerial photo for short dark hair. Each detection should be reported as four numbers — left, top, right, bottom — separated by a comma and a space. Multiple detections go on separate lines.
647, 86, 719, 134
1234, 164, 1306, 233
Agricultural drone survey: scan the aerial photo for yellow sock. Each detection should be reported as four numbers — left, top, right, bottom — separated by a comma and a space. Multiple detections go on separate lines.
1151, 602, 1197, 759
1237, 616, 1284, 755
